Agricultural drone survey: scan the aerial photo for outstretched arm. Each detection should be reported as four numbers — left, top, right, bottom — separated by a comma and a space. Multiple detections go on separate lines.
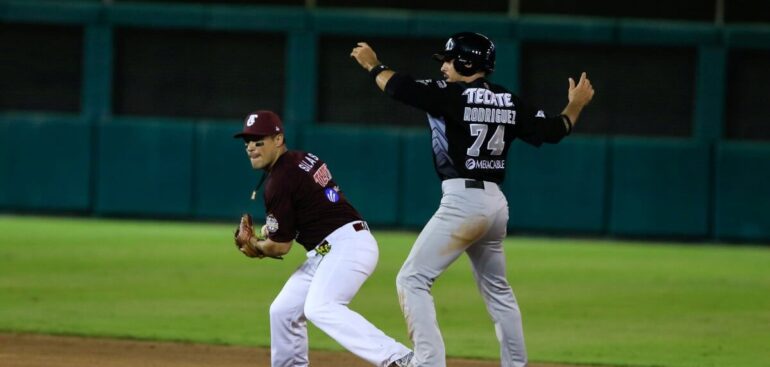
561, 72, 595, 127
350, 42, 394, 91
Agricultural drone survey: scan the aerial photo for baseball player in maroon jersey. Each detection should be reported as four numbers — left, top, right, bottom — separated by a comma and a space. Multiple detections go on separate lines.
352, 33, 594, 367
232, 110, 413, 367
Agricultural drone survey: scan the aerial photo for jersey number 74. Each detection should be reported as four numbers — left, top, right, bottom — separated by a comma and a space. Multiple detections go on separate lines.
467, 124, 505, 157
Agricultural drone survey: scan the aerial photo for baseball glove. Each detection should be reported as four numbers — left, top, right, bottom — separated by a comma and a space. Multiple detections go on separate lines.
233, 214, 282, 260
234, 213, 264, 258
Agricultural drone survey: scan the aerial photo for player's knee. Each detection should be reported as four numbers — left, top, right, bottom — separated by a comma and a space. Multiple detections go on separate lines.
396, 268, 433, 291
484, 276, 513, 295
483, 277, 513, 294
269, 298, 295, 323
479, 279, 518, 310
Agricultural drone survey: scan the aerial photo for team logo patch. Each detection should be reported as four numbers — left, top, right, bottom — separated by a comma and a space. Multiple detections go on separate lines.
265, 214, 279, 233
445, 38, 455, 51
465, 158, 476, 170
324, 188, 340, 203
313, 164, 332, 187
536, 110, 546, 118
247, 114, 257, 126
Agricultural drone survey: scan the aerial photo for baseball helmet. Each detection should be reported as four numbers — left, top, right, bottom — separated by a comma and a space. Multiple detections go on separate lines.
433, 32, 496, 76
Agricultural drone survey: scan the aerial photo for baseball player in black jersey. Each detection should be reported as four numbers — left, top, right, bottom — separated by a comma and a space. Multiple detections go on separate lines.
352, 32, 595, 367
232, 111, 413, 367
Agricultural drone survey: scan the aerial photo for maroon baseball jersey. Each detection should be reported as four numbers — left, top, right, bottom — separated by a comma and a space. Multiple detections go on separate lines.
262, 150, 363, 250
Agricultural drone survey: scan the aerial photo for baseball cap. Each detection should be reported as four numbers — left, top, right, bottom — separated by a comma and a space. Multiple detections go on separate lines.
233, 110, 284, 139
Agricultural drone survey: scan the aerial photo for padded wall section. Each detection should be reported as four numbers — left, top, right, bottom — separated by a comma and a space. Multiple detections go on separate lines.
399, 131, 442, 228
715, 143, 770, 241
95, 119, 194, 216
504, 137, 608, 233
609, 139, 710, 237
301, 127, 400, 226
194, 122, 266, 220
618, 20, 719, 45
0, 117, 91, 211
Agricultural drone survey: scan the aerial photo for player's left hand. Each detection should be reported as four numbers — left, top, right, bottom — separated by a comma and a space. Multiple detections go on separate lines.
350, 42, 380, 71
568, 72, 595, 107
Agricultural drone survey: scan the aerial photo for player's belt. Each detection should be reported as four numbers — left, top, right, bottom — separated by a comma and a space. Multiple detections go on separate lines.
353, 221, 369, 232
465, 180, 485, 189
314, 221, 369, 256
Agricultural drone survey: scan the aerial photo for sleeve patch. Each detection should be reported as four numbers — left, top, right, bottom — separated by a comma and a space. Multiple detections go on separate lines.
266, 214, 279, 233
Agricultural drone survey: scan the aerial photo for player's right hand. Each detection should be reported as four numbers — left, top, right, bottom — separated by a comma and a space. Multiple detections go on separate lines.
350, 42, 380, 71
239, 238, 266, 258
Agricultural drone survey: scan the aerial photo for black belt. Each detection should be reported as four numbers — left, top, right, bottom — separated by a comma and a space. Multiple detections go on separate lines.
465, 180, 485, 189
315, 221, 369, 255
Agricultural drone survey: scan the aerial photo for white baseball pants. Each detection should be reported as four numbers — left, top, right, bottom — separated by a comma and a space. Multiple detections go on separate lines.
269, 221, 411, 367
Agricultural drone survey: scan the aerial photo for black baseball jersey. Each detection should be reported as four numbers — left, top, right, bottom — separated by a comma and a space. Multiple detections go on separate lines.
385, 73, 571, 184
263, 150, 363, 250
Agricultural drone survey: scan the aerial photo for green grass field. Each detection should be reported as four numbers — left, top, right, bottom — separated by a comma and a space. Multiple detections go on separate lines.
1, 215, 768, 367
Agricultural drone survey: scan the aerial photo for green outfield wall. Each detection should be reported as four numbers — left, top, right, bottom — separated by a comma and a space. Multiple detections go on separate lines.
1, 1, 770, 242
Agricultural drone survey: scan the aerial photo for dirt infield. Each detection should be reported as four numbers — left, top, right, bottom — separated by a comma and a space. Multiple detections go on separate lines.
0, 333, 595, 367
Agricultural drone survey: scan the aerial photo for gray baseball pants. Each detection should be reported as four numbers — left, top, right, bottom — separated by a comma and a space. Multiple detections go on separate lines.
396, 178, 527, 367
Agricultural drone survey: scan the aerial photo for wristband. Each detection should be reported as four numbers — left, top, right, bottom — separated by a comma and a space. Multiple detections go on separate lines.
369, 64, 390, 80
